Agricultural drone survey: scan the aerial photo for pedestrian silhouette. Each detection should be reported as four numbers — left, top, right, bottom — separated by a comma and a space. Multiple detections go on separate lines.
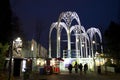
68, 64, 72, 73
79, 63, 83, 73
97, 65, 101, 74
74, 61, 78, 73
84, 63, 88, 74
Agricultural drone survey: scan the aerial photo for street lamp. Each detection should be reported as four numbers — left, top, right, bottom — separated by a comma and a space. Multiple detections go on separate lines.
92, 41, 95, 44
8, 41, 13, 80
92, 40, 96, 72
31, 39, 34, 71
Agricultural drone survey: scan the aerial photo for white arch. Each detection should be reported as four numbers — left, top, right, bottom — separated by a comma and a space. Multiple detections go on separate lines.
87, 27, 103, 57
49, 22, 70, 58
49, 22, 58, 58
81, 33, 90, 58
49, 11, 103, 59
59, 11, 81, 27
56, 11, 82, 58
87, 27, 102, 42
70, 25, 85, 33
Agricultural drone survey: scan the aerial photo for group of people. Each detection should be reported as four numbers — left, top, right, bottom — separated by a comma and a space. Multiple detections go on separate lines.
68, 62, 88, 74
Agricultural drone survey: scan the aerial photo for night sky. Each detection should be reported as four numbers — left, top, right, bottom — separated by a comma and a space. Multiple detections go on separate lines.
10, 0, 120, 49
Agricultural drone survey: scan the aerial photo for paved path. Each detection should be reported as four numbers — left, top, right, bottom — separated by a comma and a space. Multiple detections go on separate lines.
32, 71, 120, 80
15, 71, 120, 80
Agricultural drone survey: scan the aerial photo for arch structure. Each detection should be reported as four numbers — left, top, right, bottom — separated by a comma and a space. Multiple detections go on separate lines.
87, 27, 103, 57
49, 11, 103, 58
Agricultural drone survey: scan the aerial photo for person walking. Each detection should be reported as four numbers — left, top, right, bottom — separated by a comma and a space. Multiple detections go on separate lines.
74, 62, 78, 73
79, 63, 83, 73
68, 64, 72, 73
84, 63, 88, 74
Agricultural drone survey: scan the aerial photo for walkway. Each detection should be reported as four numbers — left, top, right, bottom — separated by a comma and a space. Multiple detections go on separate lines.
15, 71, 120, 80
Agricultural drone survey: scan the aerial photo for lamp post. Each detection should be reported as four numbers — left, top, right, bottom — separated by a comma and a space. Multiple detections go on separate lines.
92, 40, 96, 72
8, 41, 13, 80
31, 39, 34, 71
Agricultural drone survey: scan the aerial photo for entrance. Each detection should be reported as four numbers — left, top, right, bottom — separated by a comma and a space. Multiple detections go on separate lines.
13, 58, 22, 77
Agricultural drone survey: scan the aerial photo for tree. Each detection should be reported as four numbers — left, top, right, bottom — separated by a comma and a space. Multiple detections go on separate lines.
0, 43, 9, 71
11, 15, 26, 41
104, 21, 120, 59
0, 43, 9, 80
0, 0, 12, 43
0, 1, 26, 79
0, 0, 25, 44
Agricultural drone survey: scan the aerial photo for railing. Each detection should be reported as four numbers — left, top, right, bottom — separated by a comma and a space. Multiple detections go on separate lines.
63, 50, 80, 58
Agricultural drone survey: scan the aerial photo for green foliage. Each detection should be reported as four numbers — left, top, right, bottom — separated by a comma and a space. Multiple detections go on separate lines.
104, 21, 120, 58
0, 43, 9, 71
105, 59, 112, 66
